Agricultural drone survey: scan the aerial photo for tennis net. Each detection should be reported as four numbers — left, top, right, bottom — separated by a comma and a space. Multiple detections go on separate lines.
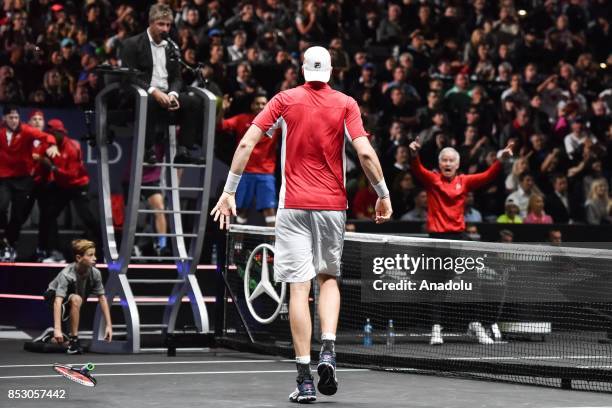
219, 224, 612, 392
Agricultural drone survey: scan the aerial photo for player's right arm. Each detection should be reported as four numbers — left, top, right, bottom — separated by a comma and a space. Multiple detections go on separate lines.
53, 296, 64, 343
210, 124, 265, 229
352, 136, 392, 224
212, 94, 283, 229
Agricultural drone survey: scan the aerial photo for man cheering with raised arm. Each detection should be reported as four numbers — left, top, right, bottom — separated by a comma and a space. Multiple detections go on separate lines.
211, 46, 392, 403
408, 139, 514, 346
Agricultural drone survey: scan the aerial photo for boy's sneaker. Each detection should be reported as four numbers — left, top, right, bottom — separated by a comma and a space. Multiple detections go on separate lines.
317, 351, 338, 396
66, 337, 83, 355
289, 378, 316, 403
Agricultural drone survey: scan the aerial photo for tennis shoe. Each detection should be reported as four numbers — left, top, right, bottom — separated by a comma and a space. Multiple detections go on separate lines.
430, 324, 443, 345
468, 322, 494, 344
66, 337, 83, 355
289, 378, 316, 403
490, 323, 503, 341
317, 350, 338, 396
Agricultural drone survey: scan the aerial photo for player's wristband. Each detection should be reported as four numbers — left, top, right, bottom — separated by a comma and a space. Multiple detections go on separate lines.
223, 171, 241, 193
372, 179, 389, 199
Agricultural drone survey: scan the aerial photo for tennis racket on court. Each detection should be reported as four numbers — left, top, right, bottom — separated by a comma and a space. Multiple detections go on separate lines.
52, 363, 97, 387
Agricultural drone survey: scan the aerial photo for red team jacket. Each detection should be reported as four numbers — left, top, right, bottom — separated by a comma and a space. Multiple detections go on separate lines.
219, 113, 278, 174
0, 124, 56, 179
50, 136, 89, 188
410, 155, 501, 233
31, 142, 53, 184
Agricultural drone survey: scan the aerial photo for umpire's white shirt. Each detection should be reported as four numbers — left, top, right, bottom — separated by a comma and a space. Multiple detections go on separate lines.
147, 28, 169, 93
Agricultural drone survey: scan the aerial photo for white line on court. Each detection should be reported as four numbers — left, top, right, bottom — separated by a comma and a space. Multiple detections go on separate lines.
577, 365, 612, 369
449, 355, 609, 361
0, 369, 368, 380
0, 359, 295, 369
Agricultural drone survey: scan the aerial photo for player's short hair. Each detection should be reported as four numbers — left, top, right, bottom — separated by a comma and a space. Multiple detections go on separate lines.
149, 4, 173, 23
438, 147, 460, 164
72, 239, 96, 259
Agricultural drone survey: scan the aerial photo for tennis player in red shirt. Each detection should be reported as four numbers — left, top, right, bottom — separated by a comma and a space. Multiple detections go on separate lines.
0, 105, 58, 261
212, 46, 392, 403
409, 139, 514, 346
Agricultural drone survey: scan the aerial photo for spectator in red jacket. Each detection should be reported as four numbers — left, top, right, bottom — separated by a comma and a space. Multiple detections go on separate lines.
24, 110, 56, 261
218, 93, 279, 226
408, 140, 515, 239
39, 119, 100, 260
0, 105, 59, 262
408, 139, 514, 347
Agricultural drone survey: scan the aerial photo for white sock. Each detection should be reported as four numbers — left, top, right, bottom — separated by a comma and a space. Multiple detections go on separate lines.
296, 355, 311, 365
321, 332, 336, 341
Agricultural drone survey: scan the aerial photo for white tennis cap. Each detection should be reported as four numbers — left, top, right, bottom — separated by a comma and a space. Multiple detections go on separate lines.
302, 46, 332, 83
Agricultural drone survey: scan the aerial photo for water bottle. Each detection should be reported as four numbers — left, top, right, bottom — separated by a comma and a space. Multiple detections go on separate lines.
363, 318, 373, 347
386, 319, 395, 346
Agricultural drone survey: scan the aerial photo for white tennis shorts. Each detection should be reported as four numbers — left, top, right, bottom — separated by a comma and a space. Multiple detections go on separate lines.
274, 209, 346, 283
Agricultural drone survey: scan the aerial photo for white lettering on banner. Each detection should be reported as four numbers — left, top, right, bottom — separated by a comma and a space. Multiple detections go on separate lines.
372, 254, 486, 275
86, 142, 122, 164
372, 279, 473, 292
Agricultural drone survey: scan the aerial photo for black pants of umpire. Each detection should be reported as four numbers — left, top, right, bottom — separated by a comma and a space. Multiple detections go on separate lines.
45, 184, 101, 254
0, 176, 34, 246
145, 92, 203, 150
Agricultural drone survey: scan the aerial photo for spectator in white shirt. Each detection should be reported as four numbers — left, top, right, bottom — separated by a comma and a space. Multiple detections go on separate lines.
506, 172, 536, 217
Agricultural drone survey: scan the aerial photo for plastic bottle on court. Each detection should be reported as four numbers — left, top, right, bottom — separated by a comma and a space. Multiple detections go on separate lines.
363, 318, 373, 347
386, 319, 395, 347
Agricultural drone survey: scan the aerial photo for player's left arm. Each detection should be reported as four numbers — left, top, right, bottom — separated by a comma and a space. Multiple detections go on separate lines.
210, 124, 265, 229
98, 295, 113, 342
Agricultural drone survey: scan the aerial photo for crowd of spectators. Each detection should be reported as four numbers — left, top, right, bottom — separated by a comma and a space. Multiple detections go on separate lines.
0, 0, 611, 232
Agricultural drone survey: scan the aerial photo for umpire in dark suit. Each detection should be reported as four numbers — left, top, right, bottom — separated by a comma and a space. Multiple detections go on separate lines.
120, 4, 202, 164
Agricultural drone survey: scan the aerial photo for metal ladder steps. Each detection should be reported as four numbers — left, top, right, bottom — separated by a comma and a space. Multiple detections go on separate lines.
134, 232, 197, 238
109, 330, 166, 336
137, 209, 201, 215
112, 324, 168, 329
111, 297, 192, 306
130, 256, 194, 261
127, 279, 185, 284
140, 186, 204, 192
144, 162, 206, 168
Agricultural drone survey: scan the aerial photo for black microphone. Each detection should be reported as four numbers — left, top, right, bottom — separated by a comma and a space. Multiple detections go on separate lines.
160, 32, 180, 52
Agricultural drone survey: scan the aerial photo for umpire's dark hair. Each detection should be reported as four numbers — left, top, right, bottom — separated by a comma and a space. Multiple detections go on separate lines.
2, 104, 19, 115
